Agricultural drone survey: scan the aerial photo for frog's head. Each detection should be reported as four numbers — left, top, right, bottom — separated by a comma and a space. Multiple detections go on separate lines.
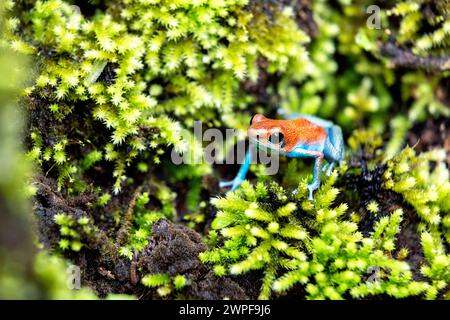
248, 114, 292, 153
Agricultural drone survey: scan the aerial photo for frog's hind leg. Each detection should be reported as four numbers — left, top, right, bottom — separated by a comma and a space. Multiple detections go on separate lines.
331, 125, 345, 163
321, 162, 334, 176
325, 162, 335, 176
321, 162, 330, 173
324, 125, 344, 176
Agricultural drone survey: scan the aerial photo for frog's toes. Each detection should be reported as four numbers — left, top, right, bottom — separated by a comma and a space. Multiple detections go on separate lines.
321, 163, 330, 174
293, 186, 314, 200
326, 163, 335, 176
230, 179, 244, 191
306, 183, 319, 201
306, 187, 314, 201
219, 180, 234, 188
219, 178, 244, 192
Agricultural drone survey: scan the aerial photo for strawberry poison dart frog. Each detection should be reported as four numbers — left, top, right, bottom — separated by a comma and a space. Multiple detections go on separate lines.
219, 113, 345, 200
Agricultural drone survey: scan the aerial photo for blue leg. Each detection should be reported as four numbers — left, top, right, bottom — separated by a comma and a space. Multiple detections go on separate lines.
307, 153, 324, 201
325, 162, 335, 176
324, 125, 345, 164
288, 148, 324, 201
218, 180, 234, 187
321, 162, 330, 174
219, 149, 252, 192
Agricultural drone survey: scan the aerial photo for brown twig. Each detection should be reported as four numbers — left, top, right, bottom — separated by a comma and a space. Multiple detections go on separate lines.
379, 42, 450, 72
130, 251, 139, 285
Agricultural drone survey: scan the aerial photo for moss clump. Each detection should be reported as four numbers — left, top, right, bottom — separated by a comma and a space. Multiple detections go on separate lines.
384, 147, 450, 298
3, 0, 311, 194
141, 273, 188, 298
202, 139, 450, 300
117, 189, 171, 259
387, 1, 450, 57
202, 172, 431, 299
201, 181, 308, 299
54, 213, 95, 252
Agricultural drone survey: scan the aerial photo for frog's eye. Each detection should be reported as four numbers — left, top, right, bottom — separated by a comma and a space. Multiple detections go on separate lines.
268, 132, 285, 147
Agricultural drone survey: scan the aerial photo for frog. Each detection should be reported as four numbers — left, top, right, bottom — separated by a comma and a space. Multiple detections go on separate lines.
219, 113, 345, 200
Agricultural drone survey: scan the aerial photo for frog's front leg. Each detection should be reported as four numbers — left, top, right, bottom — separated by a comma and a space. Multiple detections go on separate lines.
219, 149, 252, 192
322, 162, 330, 174
307, 152, 324, 201
288, 148, 324, 201
322, 162, 335, 176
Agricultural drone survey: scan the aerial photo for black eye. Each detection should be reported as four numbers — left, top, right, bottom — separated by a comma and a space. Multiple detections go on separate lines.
268, 132, 285, 147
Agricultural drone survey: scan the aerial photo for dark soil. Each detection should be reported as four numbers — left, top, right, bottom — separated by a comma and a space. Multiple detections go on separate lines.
33, 176, 248, 299
138, 219, 247, 299
339, 137, 431, 284
408, 118, 450, 167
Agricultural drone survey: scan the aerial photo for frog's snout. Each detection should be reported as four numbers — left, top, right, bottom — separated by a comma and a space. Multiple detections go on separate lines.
247, 128, 262, 144
247, 127, 257, 138
250, 114, 267, 125
247, 128, 261, 143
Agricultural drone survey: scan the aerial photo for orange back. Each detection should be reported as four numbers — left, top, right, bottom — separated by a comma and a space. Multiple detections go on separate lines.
249, 116, 327, 152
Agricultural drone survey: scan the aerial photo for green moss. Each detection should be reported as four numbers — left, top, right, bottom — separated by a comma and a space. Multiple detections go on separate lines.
202, 172, 435, 299
142, 273, 189, 298
201, 181, 307, 299
6, 0, 310, 195
388, 1, 450, 56
33, 251, 135, 299
54, 212, 96, 251
278, 0, 449, 163
384, 147, 450, 298
203, 141, 450, 299
118, 187, 173, 259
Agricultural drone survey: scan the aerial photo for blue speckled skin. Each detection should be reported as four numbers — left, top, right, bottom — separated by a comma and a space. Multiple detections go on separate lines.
219, 113, 345, 200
